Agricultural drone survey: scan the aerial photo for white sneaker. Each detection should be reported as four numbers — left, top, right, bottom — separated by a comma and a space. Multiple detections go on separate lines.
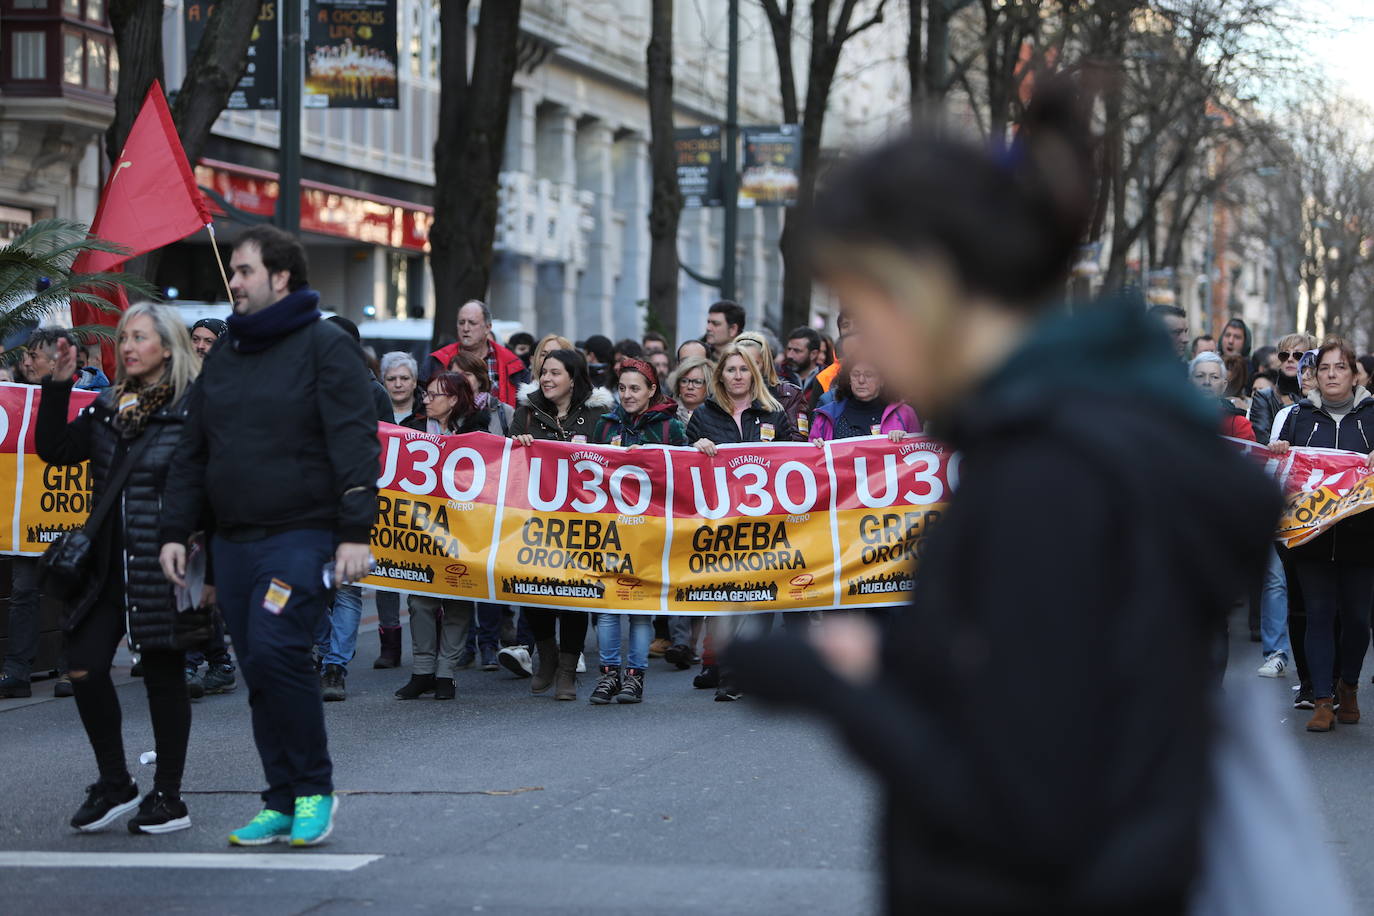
1257, 653, 1288, 678
498, 646, 533, 678
576, 652, 587, 673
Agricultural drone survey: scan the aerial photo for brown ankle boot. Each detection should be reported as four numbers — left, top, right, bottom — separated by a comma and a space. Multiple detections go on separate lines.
554, 652, 579, 700
1337, 680, 1360, 724
530, 639, 558, 694
1307, 698, 1336, 732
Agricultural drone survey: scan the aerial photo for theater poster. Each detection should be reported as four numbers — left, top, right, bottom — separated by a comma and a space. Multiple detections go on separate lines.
738, 125, 800, 207
184, 0, 279, 110
304, 0, 399, 109
675, 126, 725, 208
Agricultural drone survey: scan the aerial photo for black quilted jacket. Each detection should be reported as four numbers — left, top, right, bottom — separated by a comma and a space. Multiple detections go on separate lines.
36, 379, 191, 650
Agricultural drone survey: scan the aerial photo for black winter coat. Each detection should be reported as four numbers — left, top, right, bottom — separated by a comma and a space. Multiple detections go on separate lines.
510, 383, 615, 442
36, 379, 192, 650
1277, 390, 1374, 564
160, 319, 380, 546
729, 302, 1281, 915
684, 396, 795, 445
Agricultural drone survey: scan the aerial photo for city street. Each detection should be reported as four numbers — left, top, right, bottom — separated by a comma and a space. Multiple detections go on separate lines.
1, 609, 1371, 914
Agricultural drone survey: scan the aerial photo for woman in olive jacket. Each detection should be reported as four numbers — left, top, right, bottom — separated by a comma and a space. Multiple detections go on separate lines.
510, 349, 614, 700
35, 304, 202, 835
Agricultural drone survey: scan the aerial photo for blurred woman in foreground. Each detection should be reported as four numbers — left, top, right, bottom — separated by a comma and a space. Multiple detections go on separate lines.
728, 84, 1280, 914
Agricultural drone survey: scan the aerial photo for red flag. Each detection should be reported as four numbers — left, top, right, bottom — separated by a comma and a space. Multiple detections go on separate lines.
70, 80, 211, 374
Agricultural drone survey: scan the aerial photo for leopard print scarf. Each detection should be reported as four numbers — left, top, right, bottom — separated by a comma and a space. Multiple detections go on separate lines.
112, 379, 174, 439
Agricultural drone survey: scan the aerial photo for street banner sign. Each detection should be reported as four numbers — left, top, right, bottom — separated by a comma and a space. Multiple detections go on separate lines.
739, 125, 800, 207
184, 0, 280, 110
304, 0, 399, 109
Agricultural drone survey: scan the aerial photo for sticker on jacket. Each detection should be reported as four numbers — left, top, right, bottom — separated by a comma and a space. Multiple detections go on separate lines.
263, 579, 292, 615
871, 424, 882, 436
118, 393, 139, 414
797, 413, 810, 435
760, 423, 775, 442
571, 434, 588, 444
611, 435, 622, 447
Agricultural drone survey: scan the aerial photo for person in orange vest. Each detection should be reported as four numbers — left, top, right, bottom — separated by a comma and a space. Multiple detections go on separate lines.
424, 300, 529, 407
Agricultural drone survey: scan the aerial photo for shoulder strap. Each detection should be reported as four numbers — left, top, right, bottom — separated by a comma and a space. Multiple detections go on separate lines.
84, 424, 159, 534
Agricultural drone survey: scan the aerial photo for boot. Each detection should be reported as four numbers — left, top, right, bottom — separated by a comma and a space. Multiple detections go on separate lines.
555, 652, 579, 701
320, 664, 346, 702
373, 626, 403, 669
530, 639, 559, 694
616, 667, 645, 704
1337, 680, 1361, 724
395, 674, 437, 700
589, 666, 620, 705
1307, 698, 1336, 732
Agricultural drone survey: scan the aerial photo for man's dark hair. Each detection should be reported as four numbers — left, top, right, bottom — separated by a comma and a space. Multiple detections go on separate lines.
28, 327, 75, 351
787, 326, 820, 352
642, 331, 666, 348
235, 225, 309, 291
1190, 334, 1215, 356
1148, 304, 1187, 321
579, 334, 614, 364
708, 300, 746, 335
613, 338, 644, 361
507, 331, 535, 350
327, 315, 361, 343
836, 310, 852, 334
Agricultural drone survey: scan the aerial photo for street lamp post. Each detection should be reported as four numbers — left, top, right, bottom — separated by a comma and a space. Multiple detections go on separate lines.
277, 0, 302, 232
720, 0, 739, 303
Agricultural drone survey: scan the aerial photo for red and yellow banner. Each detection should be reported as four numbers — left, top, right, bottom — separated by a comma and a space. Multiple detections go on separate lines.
10, 387, 1373, 613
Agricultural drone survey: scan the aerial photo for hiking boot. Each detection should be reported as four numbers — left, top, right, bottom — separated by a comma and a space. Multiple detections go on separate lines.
185, 668, 206, 700
1337, 680, 1360, 724
373, 626, 402, 669
228, 808, 293, 846
290, 794, 337, 847
663, 644, 695, 670
70, 779, 139, 832
202, 663, 237, 694
434, 677, 456, 700
589, 666, 621, 705
480, 646, 500, 671
395, 674, 437, 699
127, 790, 191, 834
555, 652, 579, 701
499, 645, 533, 678
1307, 698, 1336, 732
320, 664, 346, 702
648, 638, 670, 658
531, 639, 559, 694
693, 665, 720, 689
616, 668, 645, 704
0, 674, 32, 698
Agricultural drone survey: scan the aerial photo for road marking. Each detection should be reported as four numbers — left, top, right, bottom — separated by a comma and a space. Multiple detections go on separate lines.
0, 851, 381, 871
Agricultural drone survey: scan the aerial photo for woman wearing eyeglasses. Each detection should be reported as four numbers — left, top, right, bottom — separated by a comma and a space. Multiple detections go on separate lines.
668, 355, 713, 426
809, 356, 920, 444
1249, 333, 1317, 443
392, 373, 488, 701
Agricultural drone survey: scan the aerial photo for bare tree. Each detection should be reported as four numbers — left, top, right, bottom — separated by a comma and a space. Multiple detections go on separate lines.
428, 0, 524, 348
760, 0, 891, 333
646, 0, 682, 341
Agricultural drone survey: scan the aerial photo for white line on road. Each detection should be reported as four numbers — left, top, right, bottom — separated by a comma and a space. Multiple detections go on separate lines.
0, 851, 381, 871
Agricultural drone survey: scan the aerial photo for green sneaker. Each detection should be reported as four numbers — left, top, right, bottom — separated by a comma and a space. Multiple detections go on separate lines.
289, 794, 337, 847
228, 809, 293, 846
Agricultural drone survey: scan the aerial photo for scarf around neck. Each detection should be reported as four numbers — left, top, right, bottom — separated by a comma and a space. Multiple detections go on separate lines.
227, 287, 322, 353
112, 377, 174, 439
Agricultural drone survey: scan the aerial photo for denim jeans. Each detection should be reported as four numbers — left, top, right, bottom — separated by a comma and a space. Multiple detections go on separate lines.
2, 557, 41, 679
470, 603, 503, 653
213, 529, 335, 813
375, 589, 401, 628
597, 614, 654, 669
1259, 545, 1291, 658
319, 584, 363, 670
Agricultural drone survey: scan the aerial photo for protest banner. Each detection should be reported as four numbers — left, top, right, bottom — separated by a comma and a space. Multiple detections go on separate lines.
0, 384, 98, 555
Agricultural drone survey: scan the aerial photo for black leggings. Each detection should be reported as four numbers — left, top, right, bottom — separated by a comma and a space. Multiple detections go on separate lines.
67, 597, 189, 796
525, 608, 588, 654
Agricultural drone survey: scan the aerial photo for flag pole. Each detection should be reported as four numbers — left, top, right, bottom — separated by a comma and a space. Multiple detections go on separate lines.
206, 223, 234, 304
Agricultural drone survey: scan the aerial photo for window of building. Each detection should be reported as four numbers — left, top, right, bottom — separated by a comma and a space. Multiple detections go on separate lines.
108, 41, 118, 91
12, 0, 48, 9
85, 0, 103, 21
11, 31, 46, 78
63, 31, 84, 85
63, 0, 81, 15
408, 0, 423, 77
85, 36, 107, 90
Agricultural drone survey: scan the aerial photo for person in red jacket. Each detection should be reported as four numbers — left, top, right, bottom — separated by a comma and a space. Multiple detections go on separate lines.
424, 300, 529, 406
1191, 351, 1255, 441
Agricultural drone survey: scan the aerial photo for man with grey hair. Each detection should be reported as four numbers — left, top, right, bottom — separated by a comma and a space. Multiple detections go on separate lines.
423, 300, 528, 406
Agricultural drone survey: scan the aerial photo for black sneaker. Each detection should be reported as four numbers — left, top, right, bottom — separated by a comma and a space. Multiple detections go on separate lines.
1294, 684, 1315, 710
589, 666, 621, 705
321, 664, 347, 702
202, 663, 237, 694
53, 676, 74, 698
127, 790, 191, 835
0, 674, 33, 698
663, 644, 694, 670
185, 668, 205, 700
616, 668, 645, 704
71, 780, 140, 832
692, 665, 719, 689
714, 673, 742, 702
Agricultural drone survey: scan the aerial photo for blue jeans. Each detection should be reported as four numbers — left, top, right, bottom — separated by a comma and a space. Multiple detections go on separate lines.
318, 584, 363, 670
597, 614, 653, 669
1295, 560, 1374, 699
1259, 545, 1291, 658
213, 529, 334, 813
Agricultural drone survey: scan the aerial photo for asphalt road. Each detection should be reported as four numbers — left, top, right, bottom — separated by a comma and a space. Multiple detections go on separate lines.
0, 606, 1370, 914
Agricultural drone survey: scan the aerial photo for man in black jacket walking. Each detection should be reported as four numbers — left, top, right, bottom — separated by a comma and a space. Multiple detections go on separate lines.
160, 225, 379, 848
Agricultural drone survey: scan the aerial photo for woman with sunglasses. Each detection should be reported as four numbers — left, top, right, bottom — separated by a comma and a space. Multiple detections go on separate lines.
392, 373, 488, 701
1249, 333, 1317, 443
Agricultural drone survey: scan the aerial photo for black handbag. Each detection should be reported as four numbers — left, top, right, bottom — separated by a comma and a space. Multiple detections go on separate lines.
38, 429, 157, 597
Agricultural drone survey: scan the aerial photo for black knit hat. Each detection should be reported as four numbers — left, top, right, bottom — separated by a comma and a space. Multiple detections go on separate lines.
191, 318, 228, 338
